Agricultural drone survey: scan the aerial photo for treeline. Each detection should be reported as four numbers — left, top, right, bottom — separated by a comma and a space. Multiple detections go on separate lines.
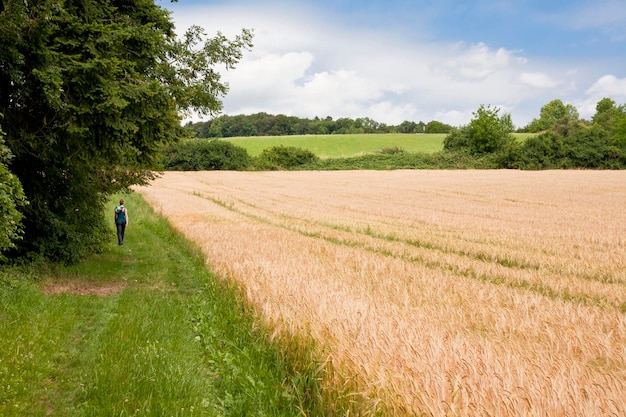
165, 97, 626, 171
443, 98, 626, 169
185, 113, 454, 137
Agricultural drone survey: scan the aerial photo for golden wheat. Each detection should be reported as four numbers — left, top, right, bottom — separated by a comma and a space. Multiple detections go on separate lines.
137, 170, 626, 416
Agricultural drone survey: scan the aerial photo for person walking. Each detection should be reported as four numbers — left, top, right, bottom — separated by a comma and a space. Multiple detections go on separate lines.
114, 199, 129, 245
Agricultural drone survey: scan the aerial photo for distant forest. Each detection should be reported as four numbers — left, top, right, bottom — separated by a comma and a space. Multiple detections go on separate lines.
185, 113, 455, 137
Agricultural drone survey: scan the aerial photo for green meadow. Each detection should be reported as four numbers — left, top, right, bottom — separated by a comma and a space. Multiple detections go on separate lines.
223, 133, 534, 158
223, 133, 447, 158
0, 193, 332, 417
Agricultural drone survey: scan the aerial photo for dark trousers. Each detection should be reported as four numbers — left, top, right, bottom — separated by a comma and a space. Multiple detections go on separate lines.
116, 222, 126, 245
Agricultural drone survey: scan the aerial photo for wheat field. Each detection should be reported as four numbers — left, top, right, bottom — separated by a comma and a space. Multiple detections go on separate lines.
137, 170, 626, 416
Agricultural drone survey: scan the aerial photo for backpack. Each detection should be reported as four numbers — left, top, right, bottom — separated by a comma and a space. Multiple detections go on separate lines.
115, 205, 126, 223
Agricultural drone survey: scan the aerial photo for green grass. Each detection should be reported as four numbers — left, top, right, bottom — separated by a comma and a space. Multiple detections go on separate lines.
223, 133, 447, 158
223, 133, 533, 159
0, 193, 329, 417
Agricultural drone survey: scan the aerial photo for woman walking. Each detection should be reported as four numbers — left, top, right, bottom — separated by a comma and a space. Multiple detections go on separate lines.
114, 199, 129, 245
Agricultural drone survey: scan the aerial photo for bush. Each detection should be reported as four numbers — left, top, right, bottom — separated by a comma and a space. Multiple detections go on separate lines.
161, 139, 251, 171
0, 130, 27, 261
518, 132, 565, 169
562, 126, 618, 168
379, 146, 406, 155
253, 146, 319, 170
443, 127, 471, 151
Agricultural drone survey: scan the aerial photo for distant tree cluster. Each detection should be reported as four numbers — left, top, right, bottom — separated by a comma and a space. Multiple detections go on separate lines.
444, 98, 626, 169
167, 97, 626, 173
185, 113, 454, 137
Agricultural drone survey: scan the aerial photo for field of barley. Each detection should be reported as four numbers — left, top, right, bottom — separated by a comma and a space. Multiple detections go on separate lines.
137, 170, 626, 416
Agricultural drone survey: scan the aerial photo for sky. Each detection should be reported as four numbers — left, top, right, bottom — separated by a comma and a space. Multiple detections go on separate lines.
163, 0, 626, 127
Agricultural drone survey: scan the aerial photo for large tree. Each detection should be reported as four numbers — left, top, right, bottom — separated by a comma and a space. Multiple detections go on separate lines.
0, 0, 252, 262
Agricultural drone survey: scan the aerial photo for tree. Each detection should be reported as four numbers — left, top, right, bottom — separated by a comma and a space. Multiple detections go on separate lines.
443, 105, 514, 155
425, 120, 453, 134
468, 105, 514, 154
0, 120, 28, 259
0, 0, 253, 262
592, 98, 626, 135
526, 99, 579, 133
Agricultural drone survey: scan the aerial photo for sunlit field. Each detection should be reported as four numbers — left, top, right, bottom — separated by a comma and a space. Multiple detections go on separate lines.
223, 133, 446, 157
220, 133, 533, 158
137, 170, 626, 416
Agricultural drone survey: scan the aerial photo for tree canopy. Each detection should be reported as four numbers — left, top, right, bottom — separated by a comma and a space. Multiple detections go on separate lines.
0, 0, 252, 262
526, 99, 580, 133
185, 113, 451, 138
443, 105, 513, 155
0, 120, 27, 259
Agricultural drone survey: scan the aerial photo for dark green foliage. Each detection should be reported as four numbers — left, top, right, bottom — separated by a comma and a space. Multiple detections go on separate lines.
517, 126, 625, 169
186, 113, 443, 137
443, 105, 514, 155
397, 120, 426, 133
309, 151, 498, 170
562, 126, 621, 168
443, 127, 472, 151
253, 146, 319, 170
0, 0, 252, 262
0, 128, 27, 258
518, 132, 566, 169
161, 139, 251, 171
424, 120, 454, 134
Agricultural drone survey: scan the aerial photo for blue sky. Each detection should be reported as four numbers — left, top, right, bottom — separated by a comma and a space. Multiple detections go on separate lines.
164, 0, 626, 127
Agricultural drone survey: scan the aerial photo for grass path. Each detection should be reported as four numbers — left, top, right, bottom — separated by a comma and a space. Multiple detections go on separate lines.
0, 193, 325, 416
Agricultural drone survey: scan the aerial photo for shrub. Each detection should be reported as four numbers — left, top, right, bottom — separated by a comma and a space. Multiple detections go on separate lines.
443, 127, 471, 151
562, 126, 618, 168
161, 139, 251, 171
379, 146, 406, 155
253, 146, 319, 170
518, 132, 565, 169
0, 129, 28, 260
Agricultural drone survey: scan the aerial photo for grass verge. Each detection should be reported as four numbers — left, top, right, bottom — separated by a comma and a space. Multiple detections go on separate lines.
0, 192, 329, 416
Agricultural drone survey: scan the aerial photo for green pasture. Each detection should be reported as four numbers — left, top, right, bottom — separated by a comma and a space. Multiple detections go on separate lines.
224, 133, 446, 158
223, 133, 533, 158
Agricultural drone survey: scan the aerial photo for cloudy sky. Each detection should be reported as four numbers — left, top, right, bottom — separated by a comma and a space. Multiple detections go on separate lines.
164, 0, 626, 128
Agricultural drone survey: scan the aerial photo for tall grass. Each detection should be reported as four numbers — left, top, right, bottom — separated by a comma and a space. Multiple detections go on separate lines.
0, 193, 331, 416
138, 170, 626, 416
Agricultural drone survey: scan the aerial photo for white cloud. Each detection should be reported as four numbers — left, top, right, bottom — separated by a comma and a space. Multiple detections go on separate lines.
433, 109, 472, 127
586, 74, 626, 97
438, 42, 526, 81
167, 2, 621, 127
575, 74, 626, 119
226, 52, 314, 92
